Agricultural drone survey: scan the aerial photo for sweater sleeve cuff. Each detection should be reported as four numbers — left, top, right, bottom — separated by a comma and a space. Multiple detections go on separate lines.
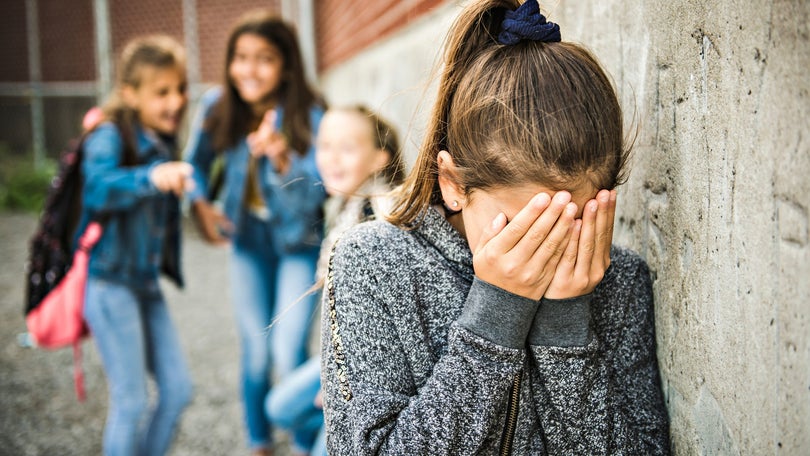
528, 294, 593, 347
456, 278, 540, 349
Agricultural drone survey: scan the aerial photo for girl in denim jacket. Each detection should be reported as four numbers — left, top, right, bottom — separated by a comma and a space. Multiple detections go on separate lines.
80, 35, 194, 456
322, 0, 670, 454
184, 10, 326, 456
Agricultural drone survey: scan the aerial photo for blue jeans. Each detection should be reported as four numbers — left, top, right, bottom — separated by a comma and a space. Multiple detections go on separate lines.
84, 277, 193, 456
265, 356, 326, 456
231, 212, 318, 450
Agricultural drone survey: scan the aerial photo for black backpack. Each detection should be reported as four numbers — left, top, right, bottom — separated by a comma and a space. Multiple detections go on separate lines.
24, 136, 89, 316
24, 125, 143, 317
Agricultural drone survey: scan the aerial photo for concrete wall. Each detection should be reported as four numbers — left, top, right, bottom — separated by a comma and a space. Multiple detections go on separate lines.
318, 1, 810, 453
318, 2, 458, 166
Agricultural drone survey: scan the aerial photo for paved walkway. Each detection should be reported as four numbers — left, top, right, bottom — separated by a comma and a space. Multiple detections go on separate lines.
0, 212, 299, 455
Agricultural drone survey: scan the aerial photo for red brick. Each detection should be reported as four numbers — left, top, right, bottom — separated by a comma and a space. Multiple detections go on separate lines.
196, 0, 281, 84
316, 0, 447, 72
109, 0, 184, 57
39, 0, 95, 82
0, 0, 29, 82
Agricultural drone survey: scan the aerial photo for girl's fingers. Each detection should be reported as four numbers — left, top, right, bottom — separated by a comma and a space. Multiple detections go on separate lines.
263, 109, 277, 129
247, 134, 266, 157
529, 201, 576, 267
542, 209, 576, 276
256, 110, 276, 136
487, 193, 551, 253
215, 213, 235, 235
593, 189, 611, 266
556, 218, 581, 278
475, 212, 507, 255
575, 199, 598, 278
514, 191, 571, 258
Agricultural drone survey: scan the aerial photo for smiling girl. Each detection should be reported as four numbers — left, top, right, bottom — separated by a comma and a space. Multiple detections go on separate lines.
184, 10, 326, 456
80, 35, 193, 456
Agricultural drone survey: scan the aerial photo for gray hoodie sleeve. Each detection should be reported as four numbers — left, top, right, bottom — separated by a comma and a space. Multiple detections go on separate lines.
321, 233, 537, 456
526, 248, 671, 455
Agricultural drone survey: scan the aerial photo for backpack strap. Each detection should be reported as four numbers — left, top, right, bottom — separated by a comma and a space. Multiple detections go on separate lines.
72, 341, 85, 402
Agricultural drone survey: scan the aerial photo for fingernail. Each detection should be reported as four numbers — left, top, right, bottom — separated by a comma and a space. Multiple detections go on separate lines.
565, 202, 577, 215
590, 200, 598, 212
555, 192, 571, 204
599, 191, 610, 203
534, 193, 550, 207
492, 213, 505, 229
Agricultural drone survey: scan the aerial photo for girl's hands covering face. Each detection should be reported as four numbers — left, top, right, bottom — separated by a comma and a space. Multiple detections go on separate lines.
472, 191, 577, 301
545, 189, 616, 299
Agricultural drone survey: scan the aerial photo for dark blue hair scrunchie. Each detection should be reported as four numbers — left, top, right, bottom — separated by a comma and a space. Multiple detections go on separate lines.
498, 0, 561, 45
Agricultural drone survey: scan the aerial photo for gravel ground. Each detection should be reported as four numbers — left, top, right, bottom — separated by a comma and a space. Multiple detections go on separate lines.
0, 212, 301, 456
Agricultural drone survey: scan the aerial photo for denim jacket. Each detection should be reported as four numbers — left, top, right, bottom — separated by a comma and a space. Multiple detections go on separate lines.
185, 87, 326, 254
79, 122, 183, 287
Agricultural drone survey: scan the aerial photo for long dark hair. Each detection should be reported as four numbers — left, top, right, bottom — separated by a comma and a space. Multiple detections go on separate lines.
388, 0, 630, 226
208, 10, 324, 155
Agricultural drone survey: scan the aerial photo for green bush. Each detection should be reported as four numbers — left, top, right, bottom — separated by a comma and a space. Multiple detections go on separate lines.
0, 146, 56, 213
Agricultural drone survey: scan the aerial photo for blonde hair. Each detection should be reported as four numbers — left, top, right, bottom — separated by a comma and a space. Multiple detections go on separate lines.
388, 0, 629, 226
100, 35, 186, 163
330, 105, 406, 186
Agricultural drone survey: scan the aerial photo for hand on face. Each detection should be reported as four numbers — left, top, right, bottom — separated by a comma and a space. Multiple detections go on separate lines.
247, 109, 291, 174
473, 189, 616, 301
544, 189, 616, 299
473, 191, 577, 300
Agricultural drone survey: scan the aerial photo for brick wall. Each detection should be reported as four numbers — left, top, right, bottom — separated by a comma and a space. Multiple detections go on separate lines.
39, 0, 95, 82
109, 0, 184, 58
0, 0, 29, 82
196, 0, 281, 83
0, 0, 285, 154
315, 0, 446, 72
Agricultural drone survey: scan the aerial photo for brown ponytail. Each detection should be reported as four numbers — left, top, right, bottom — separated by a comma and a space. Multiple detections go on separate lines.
388, 0, 629, 227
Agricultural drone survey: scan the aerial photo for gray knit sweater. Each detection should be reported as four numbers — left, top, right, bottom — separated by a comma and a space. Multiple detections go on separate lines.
321, 206, 670, 455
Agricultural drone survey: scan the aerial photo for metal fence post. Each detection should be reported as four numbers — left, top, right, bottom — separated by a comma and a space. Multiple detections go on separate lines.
25, 0, 45, 168
281, 0, 319, 86
93, 0, 112, 105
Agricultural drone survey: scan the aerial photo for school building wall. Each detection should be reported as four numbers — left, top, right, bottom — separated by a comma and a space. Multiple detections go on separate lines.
0, 0, 278, 161
317, 0, 810, 454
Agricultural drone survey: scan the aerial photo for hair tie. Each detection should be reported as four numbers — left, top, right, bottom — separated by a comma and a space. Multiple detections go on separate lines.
498, 0, 561, 45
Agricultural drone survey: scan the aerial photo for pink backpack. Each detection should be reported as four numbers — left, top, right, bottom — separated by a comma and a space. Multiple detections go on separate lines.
25, 222, 103, 401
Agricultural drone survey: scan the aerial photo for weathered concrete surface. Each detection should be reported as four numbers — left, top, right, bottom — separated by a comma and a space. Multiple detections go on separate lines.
319, 2, 459, 165
320, 1, 810, 453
